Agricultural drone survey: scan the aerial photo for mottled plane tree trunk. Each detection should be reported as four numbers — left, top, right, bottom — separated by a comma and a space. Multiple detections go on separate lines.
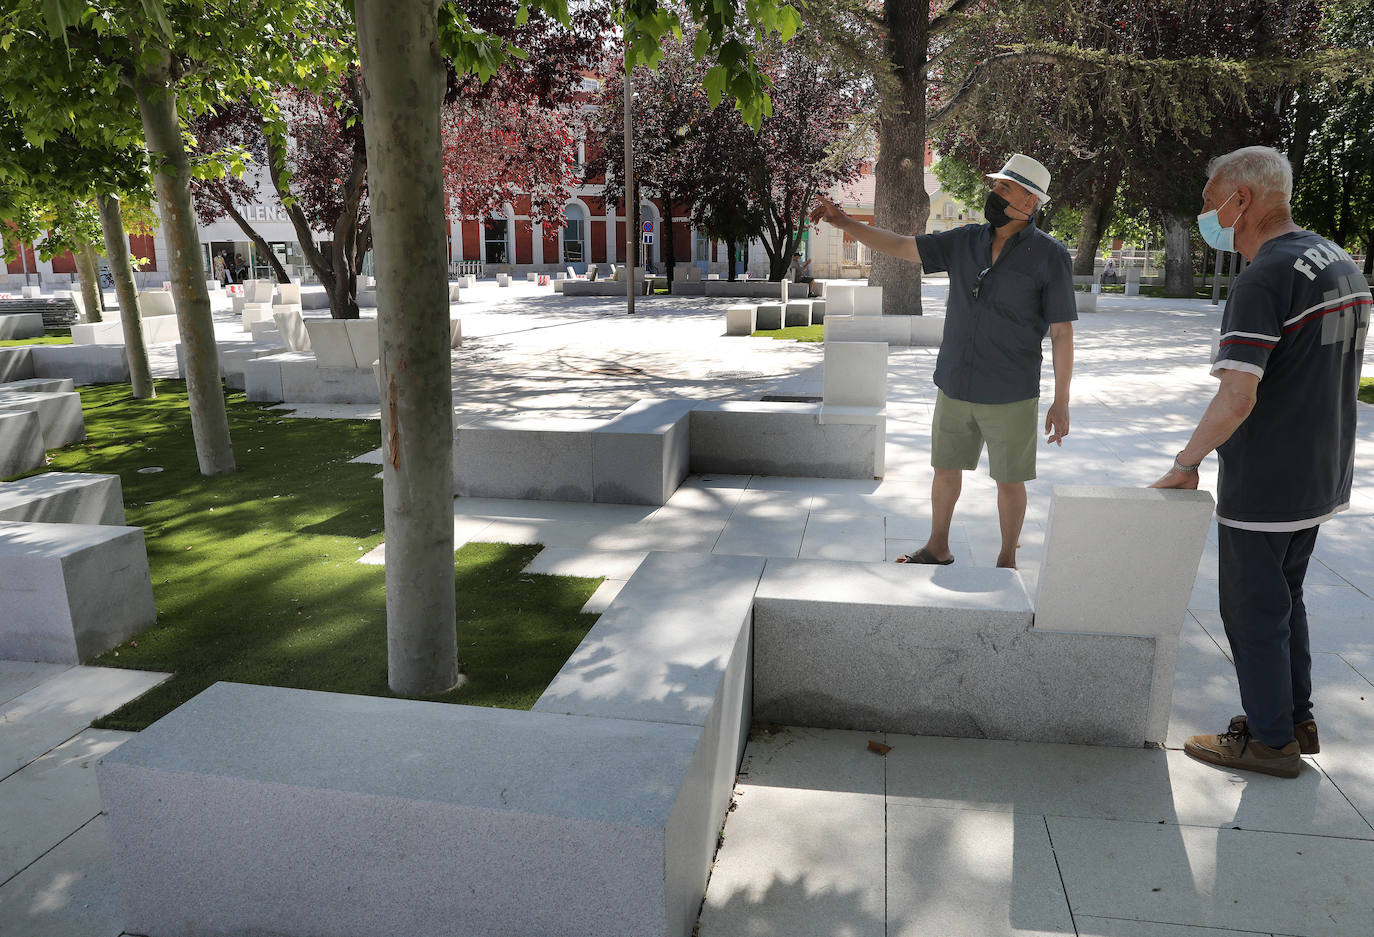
355, 0, 460, 696
97, 193, 155, 399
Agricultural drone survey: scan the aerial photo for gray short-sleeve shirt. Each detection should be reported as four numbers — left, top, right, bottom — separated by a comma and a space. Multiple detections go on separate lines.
914, 222, 1076, 404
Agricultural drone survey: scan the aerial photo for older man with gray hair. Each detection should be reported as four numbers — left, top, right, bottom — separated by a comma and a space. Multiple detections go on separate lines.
1153, 145, 1371, 778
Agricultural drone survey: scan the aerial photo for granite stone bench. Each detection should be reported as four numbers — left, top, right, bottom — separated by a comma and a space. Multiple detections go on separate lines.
29, 344, 131, 384
0, 389, 85, 448
724, 304, 755, 335
244, 351, 381, 405
0, 472, 124, 525
0, 519, 155, 663
689, 400, 881, 479
73, 314, 179, 346
0, 409, 45, 476
0, 312, 45, 340
824, 313, 945, 347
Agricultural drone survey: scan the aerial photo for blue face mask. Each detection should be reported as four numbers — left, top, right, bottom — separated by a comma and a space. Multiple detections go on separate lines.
1197, 190, 1242, 252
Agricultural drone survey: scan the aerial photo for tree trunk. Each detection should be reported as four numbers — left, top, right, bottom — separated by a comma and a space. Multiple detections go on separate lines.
74, 241, 103, 323
1072, 159, 1121, 276
213, 194, 292, 283
97, 193, 156, 399
726, 237, 737, 280
355, 0, 460, 697
872, 0, 930, 315
134, 68, 234, 475
661, 194, 676, 284
1161, 211, 1195, 296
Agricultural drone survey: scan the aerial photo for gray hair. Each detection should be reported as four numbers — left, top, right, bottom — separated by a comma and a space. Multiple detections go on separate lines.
1206, 146, 1293, 201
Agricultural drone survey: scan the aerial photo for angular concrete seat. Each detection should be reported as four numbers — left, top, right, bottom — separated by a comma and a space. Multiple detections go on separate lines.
0, 409, 45, 475
273, 309, 311, 352
724, 304, 755, 336
1034, 485, 1215, 743
344, 318, 378, 368
0, 389, 84, 448
302, 318, 356, 368
784, 300, 812, 327
0, 519, 155, 663
753, 302, 783, 330
136, 290, 175, 318
0, 472, 124, 525
241, 301, 274, 332
0, 313, 44, 340
0, 377, 74, 395
273, 283, 301, 306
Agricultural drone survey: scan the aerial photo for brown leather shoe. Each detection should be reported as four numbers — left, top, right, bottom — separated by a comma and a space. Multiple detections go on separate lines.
1227, 715, 1320, 754
1185, 724, 1301, 778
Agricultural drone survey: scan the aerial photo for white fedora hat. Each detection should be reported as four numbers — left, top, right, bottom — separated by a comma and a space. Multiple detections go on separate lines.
987, 154, 1052, 203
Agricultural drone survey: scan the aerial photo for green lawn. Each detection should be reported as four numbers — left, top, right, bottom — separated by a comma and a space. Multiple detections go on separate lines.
753, 324, 824, 342
0, 327, 72, 346
1360, 377, 1374, 405
18, 382, 602, 730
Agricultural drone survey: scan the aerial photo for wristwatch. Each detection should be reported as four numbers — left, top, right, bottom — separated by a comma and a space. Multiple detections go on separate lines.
1171, 451, 1200, 473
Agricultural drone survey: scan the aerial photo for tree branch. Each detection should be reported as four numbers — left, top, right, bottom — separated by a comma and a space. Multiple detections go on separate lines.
929, 50, 1068, 129
929, 0, 993, 39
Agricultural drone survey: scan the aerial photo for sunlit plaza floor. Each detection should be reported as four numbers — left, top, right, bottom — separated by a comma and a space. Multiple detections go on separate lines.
4, 278, 1373, 935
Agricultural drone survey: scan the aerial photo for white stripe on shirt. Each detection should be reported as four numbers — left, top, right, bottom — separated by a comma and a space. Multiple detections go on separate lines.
1219, 329, 1281, 343
1217, 503, 1348, 532
1282, 290, 1374, 328
1211, 359, 1265, 379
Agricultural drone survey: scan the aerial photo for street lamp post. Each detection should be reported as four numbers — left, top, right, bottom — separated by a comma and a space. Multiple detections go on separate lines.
624, 64, 635, 315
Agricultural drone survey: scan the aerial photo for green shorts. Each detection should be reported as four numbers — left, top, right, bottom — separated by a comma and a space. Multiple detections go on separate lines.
931, 390, 1039, 483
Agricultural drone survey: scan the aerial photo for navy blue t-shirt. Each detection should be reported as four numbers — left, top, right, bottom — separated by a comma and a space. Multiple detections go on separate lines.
914, 222, 1076, 405
1212, 231, 1371, 529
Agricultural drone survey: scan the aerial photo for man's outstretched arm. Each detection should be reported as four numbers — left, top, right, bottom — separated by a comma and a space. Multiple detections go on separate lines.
811, 196, 922, 265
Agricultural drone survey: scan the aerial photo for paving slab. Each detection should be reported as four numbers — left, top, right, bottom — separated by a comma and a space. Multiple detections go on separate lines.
887, 804, 1075, 937
882, 734, 1368, 839
0, 816, 123, 937
0, 666, 167, 779
1048, 814, 1374, 937
0, 660, 69, 707
0, 729, 133, 882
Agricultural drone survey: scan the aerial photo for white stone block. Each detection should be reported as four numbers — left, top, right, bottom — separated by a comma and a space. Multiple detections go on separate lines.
21, 285, 42, 298
552, 279, 565, 293
0, 472, 124, 525
1034, 485, 1215, 744
344, 318, 379, 368
99, 682, 707, 937
448, 282, 461, 302
70, 320, 124, 345
909, 314, 944, 346
0, 347, 35, 383
29, 345, 129, 384
0, 390, 85, 448
851, 286, 883, 315
279, 356, 379, 405
274, 283, 301, 305
0, 313, 44, 340
454, 416, 599, 500
497, 274, 511, 287
753, 302, 783, 330
590, 399, 694, 505
449, 317, 462, 349
689, 402, 879, 478
752, 558, 1156, 745
136, 290, 175, 318
724, 305, 755, 336
0, 409, 45, 476
1075, 291, 1098, 314
273, 309, 311, 352
302, 319, 355, 368
246, 280, 275, 303
0, 520, 155, 663
784, 300, 812, 327
822, 341, 887, 409
241, 301, 274, 332
244, 353, 290, 403
824, 284, 855, 315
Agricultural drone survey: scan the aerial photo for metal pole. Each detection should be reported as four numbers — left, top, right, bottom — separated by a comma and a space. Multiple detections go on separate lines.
624, 60, 635, 315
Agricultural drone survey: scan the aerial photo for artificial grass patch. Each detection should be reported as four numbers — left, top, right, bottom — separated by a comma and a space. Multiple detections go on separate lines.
26, 381, 601, 730
753, 324, 824, 342
0, 327, 72, 346
1361, 378, 1374, 405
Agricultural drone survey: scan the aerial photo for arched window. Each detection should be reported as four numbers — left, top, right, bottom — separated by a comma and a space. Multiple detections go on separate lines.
562, 204, 586, 264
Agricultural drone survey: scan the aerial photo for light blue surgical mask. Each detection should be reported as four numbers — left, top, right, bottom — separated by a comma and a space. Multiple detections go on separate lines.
1197, 190, 1243, 252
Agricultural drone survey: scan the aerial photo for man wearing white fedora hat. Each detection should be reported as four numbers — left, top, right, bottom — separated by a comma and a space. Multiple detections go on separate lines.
812, 153, 1075, 569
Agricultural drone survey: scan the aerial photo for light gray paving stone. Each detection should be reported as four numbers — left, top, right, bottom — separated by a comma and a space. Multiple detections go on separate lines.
1074, 916, 1270, 936
696, 784, 885, 937
1305, 653, 1374, 828
1166, 614, 1242, 749
882, 733, 1365, 838
797, 513, 885, 562
0, 816, 123, 937
523, 547, 649, 580
712, 513, 808, 558
737, 725, 885, 795
580, 578, 625, 613
886, 804, 1074, 937
0, 729, 133, 882
585, 517, 726, 554
0, 660, 69, 707
0, 666, 167, 779
1048, 814, 1374, 936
